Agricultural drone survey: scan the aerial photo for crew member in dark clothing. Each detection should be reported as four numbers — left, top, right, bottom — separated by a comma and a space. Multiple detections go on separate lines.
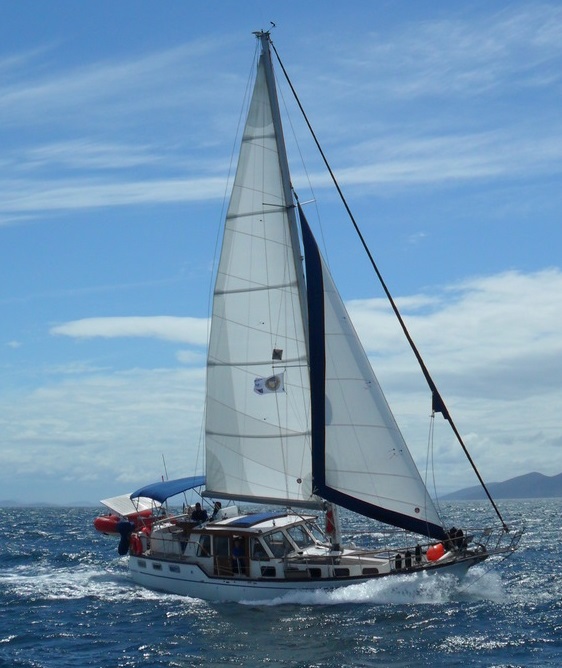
191, 502, 208, 524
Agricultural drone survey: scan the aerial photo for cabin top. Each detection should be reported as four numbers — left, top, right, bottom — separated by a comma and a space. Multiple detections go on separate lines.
168, 511, 320, 538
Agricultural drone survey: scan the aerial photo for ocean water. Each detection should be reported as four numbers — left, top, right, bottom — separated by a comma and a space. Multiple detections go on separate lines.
0, 500, 560, 667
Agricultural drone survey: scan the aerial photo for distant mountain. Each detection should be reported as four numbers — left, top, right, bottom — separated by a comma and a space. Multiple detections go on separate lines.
442, 472, 562, 500
0, 500, 56, 507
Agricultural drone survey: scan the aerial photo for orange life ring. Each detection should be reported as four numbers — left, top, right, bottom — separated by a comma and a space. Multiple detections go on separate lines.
129, 533, 143, 555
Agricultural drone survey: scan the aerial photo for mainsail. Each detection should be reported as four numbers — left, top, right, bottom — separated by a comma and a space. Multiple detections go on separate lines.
205, 33, 446, 539
205, 43, 313, 507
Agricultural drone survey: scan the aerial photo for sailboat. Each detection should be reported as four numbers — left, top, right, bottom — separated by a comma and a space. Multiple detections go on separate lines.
119, 31, 521, 602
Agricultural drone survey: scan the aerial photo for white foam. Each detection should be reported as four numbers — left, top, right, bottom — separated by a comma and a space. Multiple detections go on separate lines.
455, 565, 511, 604
0, 561, 140, 602
244, 568, 507, 607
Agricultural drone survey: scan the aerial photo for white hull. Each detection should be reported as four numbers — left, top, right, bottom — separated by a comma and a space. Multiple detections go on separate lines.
118, 510, 519, 603
128, 553, 483, 603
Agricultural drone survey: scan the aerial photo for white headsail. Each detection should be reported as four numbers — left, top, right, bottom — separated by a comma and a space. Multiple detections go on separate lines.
298, 204, 443, 535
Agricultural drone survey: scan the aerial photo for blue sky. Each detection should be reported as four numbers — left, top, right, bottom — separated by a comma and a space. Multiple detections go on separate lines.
1, 1, 561, 504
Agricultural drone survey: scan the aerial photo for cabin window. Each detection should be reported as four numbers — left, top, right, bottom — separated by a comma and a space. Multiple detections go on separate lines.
263, 530, 292, 558
260, 566, 276, 577
334, 568, 350, 577
287, 525, 313, 549
169, 565, 180, 573
250, 538, 269, 561
152, 563, 163, 571
307, 522, 325, 543
197, 535, 211, 557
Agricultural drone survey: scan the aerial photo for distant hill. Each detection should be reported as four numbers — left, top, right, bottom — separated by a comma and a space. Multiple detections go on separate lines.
442, 472, 562, 500
0, 500, 56, 508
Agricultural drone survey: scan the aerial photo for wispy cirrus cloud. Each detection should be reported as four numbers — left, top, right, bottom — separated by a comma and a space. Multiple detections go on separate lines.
0, 174, 226, 214
18, 140, 165, 171
2, 8, 561, 223
0, 39, 241, 222
302, 6, 562, 192
3, 121, 561, 218
336, 5, 562, 99
294, 126, 562, 198
0, 40, 226, 128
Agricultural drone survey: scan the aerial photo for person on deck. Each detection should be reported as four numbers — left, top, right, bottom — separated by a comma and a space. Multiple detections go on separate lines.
191, 503, 208, 524
210, 501, 222, 521
232, 538, 245, 574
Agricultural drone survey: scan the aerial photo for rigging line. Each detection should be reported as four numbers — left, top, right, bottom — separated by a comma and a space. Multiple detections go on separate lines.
268, 35, 509, 534
426, 412, 443, 522
274, 67, 329, 266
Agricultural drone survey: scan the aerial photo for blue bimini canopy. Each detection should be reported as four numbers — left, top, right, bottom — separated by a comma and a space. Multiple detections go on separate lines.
130, 476, 205, 504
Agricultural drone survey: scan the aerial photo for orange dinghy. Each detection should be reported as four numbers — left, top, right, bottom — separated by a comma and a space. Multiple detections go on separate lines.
93, 509, 155, 534
93, 494, 161, 535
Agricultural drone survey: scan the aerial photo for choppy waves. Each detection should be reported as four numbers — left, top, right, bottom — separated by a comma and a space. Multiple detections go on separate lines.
1, 502, 561, 667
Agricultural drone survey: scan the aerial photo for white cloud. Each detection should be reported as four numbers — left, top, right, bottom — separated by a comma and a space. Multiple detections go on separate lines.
347, 268, 562, 491
0, 367, 206, 494
0, 175, 226, 214
176, 349, 207, 365
20, 140, 164, 171
350, 269, 562, 363
50, 316, 209, 345
0, 268, 556, 502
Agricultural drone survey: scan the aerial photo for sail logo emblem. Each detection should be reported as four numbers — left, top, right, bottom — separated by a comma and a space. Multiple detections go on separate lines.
254, 373, 285, 395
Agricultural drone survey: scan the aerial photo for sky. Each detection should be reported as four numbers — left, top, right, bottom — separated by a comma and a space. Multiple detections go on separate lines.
1, 1, 561, 505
